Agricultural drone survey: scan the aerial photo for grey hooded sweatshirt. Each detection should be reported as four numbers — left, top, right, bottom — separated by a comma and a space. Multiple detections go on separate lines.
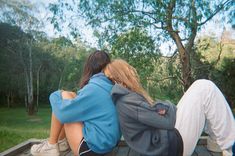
111, 84, 183, 156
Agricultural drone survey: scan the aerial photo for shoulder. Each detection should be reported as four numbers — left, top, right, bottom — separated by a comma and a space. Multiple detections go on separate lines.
118, 91, 146, 107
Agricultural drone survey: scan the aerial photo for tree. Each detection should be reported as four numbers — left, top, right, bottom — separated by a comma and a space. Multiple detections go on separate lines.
0, 0, 47, 114
43, 37, 88, 90
0, 0, 40, 30
193, 34, 235, 108
50, 0, 232, 90
0, 23, 35, 114
111, 28, 160, 85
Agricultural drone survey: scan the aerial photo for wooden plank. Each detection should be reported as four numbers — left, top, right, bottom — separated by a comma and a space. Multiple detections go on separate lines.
0, 139, 41, 156
62, 150, 73, 156
105, 147, 119, 156
118, 140, 127, 146
128, 149, 140, 156
0, 137, 224, 156
17, 149, 30, 156
115, 146, 130, 156
192, 151, 198, 156
197, 136, 208, 145
195, 145, 212, 156
210, 152, 222, 156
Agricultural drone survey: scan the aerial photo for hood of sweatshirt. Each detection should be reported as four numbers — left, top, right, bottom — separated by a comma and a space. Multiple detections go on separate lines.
111, 84, 133, 104
88, 72, 113, 94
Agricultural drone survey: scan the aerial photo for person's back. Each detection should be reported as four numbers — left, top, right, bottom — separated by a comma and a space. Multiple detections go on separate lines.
31, 51, 121, 156
111, 84, 182, 156
104, 59, 235, 156
50, 72, 121, 153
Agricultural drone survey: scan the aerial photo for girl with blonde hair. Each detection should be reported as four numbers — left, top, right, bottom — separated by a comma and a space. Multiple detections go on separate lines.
104, 59, 235, 156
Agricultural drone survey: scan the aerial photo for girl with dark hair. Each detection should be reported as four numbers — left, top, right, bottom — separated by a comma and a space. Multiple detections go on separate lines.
80, 50, 110, 88
31, 51, 121, 156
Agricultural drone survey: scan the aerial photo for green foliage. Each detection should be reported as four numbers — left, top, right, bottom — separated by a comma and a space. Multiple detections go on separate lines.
211, 58, 235, 108
0, 0, 234, 109
0, 0, 41, 32
192, 35, 235, 107
111, 28, 160, 85
50, 0, 232, 91
0, 23, 91, 107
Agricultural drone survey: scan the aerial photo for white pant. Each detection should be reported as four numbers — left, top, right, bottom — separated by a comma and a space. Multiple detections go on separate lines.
175, 79, 235, 156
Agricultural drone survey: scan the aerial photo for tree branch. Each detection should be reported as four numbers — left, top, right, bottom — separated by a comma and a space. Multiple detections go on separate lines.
172, 16, 190, 24
214, 36, 224, 65
147, 75, 184, 86
185, 0, 197, 52
160, 49, 178, 59
198, 0, 232, 26
146, 76, 177, 82
114, 9, 166, 29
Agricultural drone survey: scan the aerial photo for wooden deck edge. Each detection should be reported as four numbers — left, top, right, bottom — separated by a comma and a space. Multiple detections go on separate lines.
118, 136, 208, 146
0, 139, 42, 156
0, 136, 210, 155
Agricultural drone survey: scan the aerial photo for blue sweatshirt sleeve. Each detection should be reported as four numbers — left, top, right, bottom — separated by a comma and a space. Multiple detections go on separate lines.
49, 83, 99, 123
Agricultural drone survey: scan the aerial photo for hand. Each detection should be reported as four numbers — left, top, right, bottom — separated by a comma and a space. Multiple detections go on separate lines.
157, 109, 166, 115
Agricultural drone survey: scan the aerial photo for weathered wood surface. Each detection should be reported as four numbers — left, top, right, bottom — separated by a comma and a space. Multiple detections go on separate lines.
1, 137, 222, 156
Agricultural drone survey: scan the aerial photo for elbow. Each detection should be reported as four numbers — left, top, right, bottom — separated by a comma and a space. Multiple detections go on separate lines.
49, 91, 61, 105
164, 116, 176, 129
165, 122, 175, 130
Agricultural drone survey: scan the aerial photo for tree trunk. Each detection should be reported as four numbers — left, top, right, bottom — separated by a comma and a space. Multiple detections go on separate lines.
36, 64, 43, 112
25, 95, 28, 112
27, 39, 34, 115
7, 92, 10, 108
19, 39, 35, 115
165, 1, 192, 91
58, 67, 65, 89
169, 31, 192, 91
28, 100, 34, 115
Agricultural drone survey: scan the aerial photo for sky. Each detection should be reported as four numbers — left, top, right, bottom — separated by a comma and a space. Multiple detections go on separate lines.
32, 0, 234, 56
33, 0, 97, 47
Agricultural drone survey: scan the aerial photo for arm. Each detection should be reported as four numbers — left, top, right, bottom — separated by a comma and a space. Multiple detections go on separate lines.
49, 84, 100, 123
137, 100, 177, 130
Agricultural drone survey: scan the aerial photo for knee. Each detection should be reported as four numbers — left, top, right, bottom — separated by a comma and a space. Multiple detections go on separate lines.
64, 122, 83, 127
189, 79, 219, 96
192, 79, 216, 89
61, 91, 76, 99
64, 122, 83, 131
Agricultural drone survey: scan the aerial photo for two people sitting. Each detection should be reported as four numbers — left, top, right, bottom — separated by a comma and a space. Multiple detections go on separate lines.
31, 51, 235, 156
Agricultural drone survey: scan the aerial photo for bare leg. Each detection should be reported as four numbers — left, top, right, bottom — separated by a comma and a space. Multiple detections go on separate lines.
64, 123, 84, 155
48, 91, 77, 144
58, 127, 66, 141
48, 113, 63, 144
31, 91, 78, 156
60, 91, 83, 155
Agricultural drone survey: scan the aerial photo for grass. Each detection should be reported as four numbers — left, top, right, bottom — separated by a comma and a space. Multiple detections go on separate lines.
0, 107, 51, 152
0, 106, 234, 153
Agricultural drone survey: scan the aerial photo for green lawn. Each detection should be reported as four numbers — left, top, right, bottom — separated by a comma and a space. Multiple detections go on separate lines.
0, 107, 51, 152
0, 106, 234, 153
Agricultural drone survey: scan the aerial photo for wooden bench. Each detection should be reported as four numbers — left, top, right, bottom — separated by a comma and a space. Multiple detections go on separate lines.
1, 137, 222, 156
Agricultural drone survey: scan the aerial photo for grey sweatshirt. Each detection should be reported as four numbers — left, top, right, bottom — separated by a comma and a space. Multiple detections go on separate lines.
111, 84, 183, 156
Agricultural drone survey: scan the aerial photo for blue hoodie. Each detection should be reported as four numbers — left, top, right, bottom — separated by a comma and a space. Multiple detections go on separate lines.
49, 73, 121, 153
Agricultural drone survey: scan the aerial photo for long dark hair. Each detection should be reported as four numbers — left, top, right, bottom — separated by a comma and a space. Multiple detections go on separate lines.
79, 50, 110, 89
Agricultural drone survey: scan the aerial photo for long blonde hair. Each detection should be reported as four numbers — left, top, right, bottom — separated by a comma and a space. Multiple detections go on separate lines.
104, 59, 154, 104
